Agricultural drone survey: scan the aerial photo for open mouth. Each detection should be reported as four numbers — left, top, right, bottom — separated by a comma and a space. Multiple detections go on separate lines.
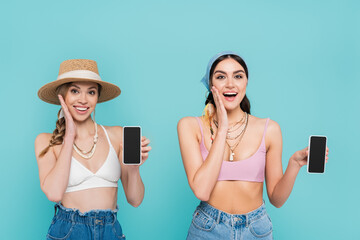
223, 92, 238, 101
74, 106, 90, 114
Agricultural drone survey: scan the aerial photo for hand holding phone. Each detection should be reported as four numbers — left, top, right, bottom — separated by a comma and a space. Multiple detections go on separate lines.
123, 126, 141, 165
307, 135, 327, 174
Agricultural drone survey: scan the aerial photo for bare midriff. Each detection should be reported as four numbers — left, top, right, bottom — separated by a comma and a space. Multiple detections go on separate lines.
207, 181, 264, 214
61, 187, 118, 213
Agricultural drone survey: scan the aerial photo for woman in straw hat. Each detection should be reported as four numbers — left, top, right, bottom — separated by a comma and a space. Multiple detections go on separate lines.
177, 51, 329, 239
35, 59, 151, 240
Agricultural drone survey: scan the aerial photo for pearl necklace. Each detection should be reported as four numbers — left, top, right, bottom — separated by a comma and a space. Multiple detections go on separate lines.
73, 121, 98, 159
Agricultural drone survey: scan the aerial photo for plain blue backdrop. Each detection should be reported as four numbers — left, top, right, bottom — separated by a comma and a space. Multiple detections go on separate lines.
1, 0, 359, 239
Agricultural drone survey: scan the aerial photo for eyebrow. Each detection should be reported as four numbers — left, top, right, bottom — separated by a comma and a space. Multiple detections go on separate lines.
70, 84, 98, 90
70, 84, 80, 89
214, 70, 245, 74
233, 70, 245, 74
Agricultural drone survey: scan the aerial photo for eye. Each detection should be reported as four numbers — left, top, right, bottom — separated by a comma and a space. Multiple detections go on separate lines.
89, 90, 96, 95
234, 74, 244, 79
70, 88, 79, 94
216, 75, 225, 80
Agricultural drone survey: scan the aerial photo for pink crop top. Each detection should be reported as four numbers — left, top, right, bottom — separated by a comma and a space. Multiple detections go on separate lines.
196, 117, 269, 182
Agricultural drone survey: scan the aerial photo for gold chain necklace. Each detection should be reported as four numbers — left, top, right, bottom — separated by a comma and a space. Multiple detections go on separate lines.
210, 113, 249, 161
225, 113, 248, 161
213, 112, 245, 133
214, 115, 246, 139
73, 121, 98, 159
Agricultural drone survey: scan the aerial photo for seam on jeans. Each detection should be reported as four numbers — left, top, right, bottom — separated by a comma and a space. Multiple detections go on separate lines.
216, 211, 221, 224
197, 207, 215, 221
192, 209, 216, 232
248, 214, 273, 238
47, 221, 75, 240
112, 220, 126, 239
249, 212, 266, 223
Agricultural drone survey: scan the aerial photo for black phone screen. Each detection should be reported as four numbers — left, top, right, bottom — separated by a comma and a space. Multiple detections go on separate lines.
123, 127, 141, 164
308, 136, 327, 173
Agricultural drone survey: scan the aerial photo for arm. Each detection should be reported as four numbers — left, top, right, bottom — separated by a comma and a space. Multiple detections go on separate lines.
177, 117, 227, 201
117, 126, 151, 208
177, 87, 228, 201
35, 95, 76, 202
35, 133, 74, 202
265, 120, 329, 208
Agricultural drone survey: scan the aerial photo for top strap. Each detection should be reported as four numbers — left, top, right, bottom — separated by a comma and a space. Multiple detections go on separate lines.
100, 125, 111, 145
262, 118, 270, 141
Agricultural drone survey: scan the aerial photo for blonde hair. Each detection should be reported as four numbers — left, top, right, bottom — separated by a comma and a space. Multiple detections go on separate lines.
202, 103, 215, 126
38, 84, 70, 158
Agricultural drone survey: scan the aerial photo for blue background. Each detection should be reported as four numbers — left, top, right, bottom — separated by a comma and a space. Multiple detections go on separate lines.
1, 0, 359, 239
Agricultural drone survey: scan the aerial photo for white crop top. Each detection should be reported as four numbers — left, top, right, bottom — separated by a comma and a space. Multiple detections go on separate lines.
65, 125, 121, 193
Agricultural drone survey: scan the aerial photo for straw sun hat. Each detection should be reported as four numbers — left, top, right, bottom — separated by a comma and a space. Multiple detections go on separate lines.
38, 59, 121, 105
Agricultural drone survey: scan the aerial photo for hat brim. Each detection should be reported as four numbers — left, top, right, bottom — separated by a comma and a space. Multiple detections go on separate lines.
38, 77, 121, 105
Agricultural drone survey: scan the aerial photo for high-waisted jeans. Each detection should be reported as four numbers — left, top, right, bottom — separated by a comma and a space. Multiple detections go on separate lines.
46, 203, 125, 240
187, 201, 273, 240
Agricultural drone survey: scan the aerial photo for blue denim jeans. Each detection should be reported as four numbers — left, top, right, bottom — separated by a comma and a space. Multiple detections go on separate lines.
46, 203, 125, 240
187, 201, 273, 240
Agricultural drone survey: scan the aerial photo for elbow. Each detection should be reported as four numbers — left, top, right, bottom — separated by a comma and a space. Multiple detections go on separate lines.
126, 191, 144, 208
41, 185, 63, 203
193, 188, 210, 202
130, 202, 141, 208
45, 191, 63, 203
273, 203, 283, 209
128, 198, 143, 208
269, 198, 284, 209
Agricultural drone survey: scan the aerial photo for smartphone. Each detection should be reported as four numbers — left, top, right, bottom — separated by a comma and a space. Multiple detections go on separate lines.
307, 135, 327, 174
123, 126, 141, 165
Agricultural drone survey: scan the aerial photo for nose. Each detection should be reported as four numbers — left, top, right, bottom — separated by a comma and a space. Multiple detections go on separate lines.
226, 78, 235, 88
78, 92, 88, 104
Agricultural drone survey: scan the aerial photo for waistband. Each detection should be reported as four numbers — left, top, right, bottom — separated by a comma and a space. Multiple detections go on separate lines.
54, 203, 118, 225
197, 201, 268, 227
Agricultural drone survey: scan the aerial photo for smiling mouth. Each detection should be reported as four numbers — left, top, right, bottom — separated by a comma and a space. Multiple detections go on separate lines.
74, 106, 90, 113
223, 92, 238, 102
223, 93, 238, 97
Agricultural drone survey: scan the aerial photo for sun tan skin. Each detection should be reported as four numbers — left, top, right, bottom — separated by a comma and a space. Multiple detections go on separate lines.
35, 82, 151, 213
178, 58, 329, 214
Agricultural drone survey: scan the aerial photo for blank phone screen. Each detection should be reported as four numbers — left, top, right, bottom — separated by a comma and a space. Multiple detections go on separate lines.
123, 127, 141, 164
308, 136, 326, 173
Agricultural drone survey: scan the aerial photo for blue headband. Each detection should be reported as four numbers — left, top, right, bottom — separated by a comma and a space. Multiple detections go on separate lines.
200, 51, 241, 91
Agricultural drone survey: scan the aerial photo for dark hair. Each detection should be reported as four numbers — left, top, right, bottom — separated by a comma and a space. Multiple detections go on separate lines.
205, 54, 250, 114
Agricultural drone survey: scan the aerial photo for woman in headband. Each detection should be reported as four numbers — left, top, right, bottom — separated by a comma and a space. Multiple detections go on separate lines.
177, 51, 329, 239
35, 59, 151, 240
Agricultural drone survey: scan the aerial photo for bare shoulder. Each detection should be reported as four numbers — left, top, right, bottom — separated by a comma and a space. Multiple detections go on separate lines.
101, 125, 123, 152
103, 125, 123, 137
177, 116, 200, 132
34, 133, 53, 159
35, 133, 52, 148
267, 119, 281, 134
177, 117, 204, 145
264, 119, 282, 150
248, 115, 266, 124
101, 125, 123, 144
247, 115, 268, 131
249, 115, 280, 131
